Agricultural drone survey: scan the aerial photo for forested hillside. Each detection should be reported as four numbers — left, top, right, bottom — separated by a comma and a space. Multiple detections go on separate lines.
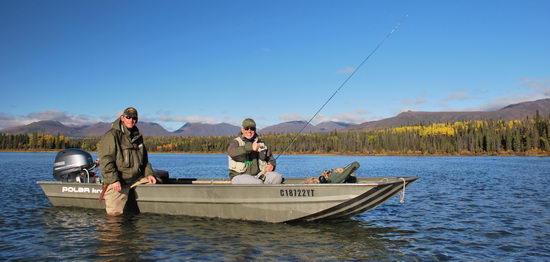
1, 113, 549, 156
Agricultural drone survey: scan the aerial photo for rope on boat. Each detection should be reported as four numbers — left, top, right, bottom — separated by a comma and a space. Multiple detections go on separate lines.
399, 177, 407, 203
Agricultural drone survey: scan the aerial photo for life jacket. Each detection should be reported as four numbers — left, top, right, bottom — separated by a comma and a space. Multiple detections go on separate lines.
228, 136, 269, 174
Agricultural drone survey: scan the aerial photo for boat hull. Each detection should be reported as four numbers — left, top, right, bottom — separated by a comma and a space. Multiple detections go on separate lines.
39, 182, 105, 209
37, 177, 417, 223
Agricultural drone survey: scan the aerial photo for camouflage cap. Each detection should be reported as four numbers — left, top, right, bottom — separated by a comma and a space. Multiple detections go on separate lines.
122, 107, 138, 118
242, 118, 256, 128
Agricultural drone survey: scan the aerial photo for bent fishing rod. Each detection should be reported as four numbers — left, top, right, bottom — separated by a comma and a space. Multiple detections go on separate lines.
275, 16, 407, 160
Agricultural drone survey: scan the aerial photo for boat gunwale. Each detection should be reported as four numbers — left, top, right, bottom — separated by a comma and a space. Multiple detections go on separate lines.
36, 176, 419, 187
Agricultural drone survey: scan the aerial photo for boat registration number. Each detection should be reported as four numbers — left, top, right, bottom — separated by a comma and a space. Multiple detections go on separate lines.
280, 189, 315, 197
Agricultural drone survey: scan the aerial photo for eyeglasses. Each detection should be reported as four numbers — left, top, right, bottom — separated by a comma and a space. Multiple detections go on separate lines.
244, 127, 256, 131
125, 116, 138, 121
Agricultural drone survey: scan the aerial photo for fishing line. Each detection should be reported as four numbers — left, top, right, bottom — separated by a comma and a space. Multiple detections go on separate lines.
276, 16, 407, 159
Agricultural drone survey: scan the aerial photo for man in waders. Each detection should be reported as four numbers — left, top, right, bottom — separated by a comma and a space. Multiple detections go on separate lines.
98, 107, 157, 216
227, 118, 283, 184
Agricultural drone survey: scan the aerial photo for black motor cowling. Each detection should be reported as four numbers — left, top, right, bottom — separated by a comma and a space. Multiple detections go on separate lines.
53, 148, 96, 182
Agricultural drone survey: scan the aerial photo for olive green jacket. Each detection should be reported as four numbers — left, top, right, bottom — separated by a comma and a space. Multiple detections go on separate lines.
98, 118, 154, 184
227, 133, 276, 178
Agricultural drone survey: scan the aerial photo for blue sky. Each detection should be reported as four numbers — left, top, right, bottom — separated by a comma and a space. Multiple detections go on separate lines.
1, 0, 549, 131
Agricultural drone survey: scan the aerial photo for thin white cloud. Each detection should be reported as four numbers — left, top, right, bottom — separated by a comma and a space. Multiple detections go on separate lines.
2, 109, 373, 131
444, 90, 471, 101
519, 77, 550, 90
309, 114, 329, 124
0, 118, 34, 129
330, 112, 369, 123
519, 78, 550, 95
475, 78, 550, 111
279, 113, 306, 122
478, 94, 546, 111
156, 115, 217, 124
0, 113, 13, 121
433, 90, 473, 110
290, 110, 373, 124
336, 66, 356, 75
395, 107, 415, 114
0, 110, 101, 129
0, 110, 223, 131
252, 115, 268, 121
401, 97, 427, 105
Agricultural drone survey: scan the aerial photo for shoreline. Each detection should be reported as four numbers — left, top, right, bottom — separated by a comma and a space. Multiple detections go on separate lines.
1, 149, 549, 157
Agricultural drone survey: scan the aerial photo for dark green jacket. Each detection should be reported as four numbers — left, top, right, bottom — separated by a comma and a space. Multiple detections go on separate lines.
227, 133, 276, 178
98, 118, 154, 184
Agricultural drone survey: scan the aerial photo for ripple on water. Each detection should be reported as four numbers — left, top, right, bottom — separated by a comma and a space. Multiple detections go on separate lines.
0, 153, 549, 261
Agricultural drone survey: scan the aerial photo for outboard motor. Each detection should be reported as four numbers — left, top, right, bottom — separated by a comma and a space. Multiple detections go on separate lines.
53, 148, 97, 183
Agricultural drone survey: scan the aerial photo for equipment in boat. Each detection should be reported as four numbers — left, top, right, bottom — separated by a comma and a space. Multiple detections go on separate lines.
319, 161, 360, 183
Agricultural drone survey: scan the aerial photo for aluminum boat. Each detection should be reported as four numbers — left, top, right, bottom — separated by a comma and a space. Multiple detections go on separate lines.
38, 148, 418, 223
38, 176, 417, 223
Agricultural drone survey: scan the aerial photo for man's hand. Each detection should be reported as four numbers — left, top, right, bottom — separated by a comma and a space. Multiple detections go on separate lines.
112, 181, 122, 192
148, 175, 157, 184
252, 139, 260, 151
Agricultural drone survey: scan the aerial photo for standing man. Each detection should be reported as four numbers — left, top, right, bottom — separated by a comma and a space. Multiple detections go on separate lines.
98, 107, 157, 216
227, 118, 283, 184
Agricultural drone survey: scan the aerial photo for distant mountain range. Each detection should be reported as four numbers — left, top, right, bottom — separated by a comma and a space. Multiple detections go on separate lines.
174, 122, 241, 137
348, 98, 550, 130
2, 98, 549, 137
259, 121, 352, 134
0, 120, 350, 137
0, 121, 242, 138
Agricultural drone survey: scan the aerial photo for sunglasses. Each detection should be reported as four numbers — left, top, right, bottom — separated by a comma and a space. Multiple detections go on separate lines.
244, 127, 256, 131
125, 116, 138, 121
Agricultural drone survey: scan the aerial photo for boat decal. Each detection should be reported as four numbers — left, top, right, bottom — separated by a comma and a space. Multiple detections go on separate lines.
288, 182, 400, 222
62, 186, 101, 194
337, 182, 407, 218
280, 189, 315, 197
294, 180, 414, 222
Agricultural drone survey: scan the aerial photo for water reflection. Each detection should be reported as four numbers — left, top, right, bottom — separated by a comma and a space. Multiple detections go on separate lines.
8, 154, 549, 260
41, 207, 414, 261
94, 215, 151, 261
131, 214, 413, 261
41, 208, 152, 261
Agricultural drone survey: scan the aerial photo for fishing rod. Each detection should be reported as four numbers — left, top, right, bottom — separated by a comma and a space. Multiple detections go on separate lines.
275, 16, 407, 160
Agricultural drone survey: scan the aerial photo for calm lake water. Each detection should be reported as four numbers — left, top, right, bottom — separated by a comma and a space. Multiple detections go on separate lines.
0, 152, 549, 261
